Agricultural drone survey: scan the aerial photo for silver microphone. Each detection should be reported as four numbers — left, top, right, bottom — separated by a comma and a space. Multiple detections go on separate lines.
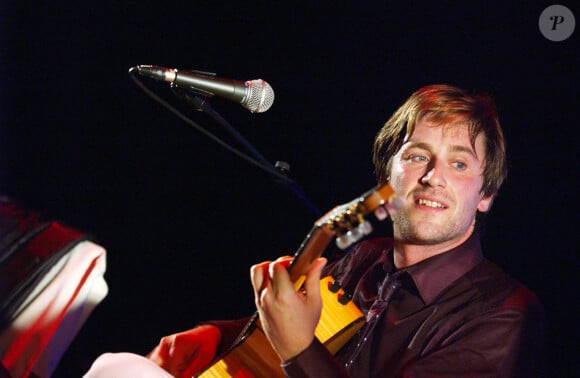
132, 65, 275, 113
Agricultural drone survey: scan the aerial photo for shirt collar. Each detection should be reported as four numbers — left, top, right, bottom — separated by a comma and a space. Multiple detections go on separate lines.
381, 231, 484, 305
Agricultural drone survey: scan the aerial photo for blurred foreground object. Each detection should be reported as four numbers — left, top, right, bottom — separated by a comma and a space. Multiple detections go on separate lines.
0, 197, 108, 377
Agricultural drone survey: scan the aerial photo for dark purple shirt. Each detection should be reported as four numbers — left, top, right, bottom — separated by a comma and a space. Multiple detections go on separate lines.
280, 232, 546, 377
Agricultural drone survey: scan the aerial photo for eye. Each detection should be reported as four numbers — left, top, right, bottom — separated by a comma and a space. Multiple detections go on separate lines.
452, 161, 467, 170
405, 153, 428, 163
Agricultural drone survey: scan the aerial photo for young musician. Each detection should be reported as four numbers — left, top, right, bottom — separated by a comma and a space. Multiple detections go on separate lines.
85, 84, 546, 377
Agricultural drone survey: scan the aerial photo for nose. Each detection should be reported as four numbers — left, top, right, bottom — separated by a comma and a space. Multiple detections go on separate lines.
420, 161, 447, 187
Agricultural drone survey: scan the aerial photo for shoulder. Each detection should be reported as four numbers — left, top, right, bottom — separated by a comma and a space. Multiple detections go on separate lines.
431, 260, 547, 360
463, 259, 545, 319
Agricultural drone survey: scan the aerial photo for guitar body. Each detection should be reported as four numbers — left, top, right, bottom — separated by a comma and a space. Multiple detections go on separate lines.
198, 276, 365, 377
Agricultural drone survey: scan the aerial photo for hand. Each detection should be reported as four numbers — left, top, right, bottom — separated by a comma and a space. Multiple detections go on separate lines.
147, 324, 221, 378
250, 256, 327, 362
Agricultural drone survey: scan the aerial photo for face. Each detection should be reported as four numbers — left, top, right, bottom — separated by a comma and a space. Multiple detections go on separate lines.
387, 115, 494, 250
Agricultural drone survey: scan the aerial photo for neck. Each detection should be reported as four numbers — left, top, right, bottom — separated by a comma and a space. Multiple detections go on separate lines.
393, 227, 476, 269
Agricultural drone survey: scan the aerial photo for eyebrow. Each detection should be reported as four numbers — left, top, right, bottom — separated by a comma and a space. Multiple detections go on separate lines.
406, 142, 479, 160
450, 144, 478, 159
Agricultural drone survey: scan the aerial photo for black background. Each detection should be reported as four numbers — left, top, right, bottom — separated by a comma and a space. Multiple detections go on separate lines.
0, 1, 577, 376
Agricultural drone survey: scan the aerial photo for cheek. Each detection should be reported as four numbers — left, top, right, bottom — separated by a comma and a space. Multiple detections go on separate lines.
390, 161, 420, 188
388, 163, 407, 188
457, 180, 486, 209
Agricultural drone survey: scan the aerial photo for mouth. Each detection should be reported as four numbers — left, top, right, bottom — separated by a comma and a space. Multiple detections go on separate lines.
416, 198, 448, 209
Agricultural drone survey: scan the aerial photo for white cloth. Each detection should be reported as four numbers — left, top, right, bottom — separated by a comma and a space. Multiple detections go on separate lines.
83, 353, 174, 378
0, 241, 108, 377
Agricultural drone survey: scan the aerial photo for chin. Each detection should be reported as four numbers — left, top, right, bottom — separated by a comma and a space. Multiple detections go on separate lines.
399, 223, 453, 245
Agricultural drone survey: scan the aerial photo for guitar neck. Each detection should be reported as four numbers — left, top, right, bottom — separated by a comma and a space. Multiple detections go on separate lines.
287, 226, 335, 285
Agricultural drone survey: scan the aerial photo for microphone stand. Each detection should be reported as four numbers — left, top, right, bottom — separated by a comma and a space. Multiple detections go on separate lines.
181, 92, 322, 217
128, 69, 321, 217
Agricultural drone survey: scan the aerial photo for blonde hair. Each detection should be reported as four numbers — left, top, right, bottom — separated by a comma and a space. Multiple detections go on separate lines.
373, 84, 507, 197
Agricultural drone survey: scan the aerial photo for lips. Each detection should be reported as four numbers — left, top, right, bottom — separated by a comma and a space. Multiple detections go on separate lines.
404, 187, 452, 210
417, 198, 446, 208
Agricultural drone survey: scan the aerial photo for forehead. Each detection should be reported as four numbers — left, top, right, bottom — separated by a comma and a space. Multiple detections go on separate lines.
406, 116, 486, 158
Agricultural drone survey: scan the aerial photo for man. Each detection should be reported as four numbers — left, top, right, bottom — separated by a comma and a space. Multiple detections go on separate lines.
85, 84, 546, 377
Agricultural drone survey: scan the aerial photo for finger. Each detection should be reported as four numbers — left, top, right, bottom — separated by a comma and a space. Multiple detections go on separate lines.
251, 257, 292, 290
274, 255, 294, 266
303, 257, 327, 302
148, 335, 179, 373
146, 345, 162, 362
268, 259, 294, 295
250, 261, 271, 300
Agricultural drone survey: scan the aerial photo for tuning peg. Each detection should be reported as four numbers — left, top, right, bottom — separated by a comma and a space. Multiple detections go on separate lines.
335, 221, 373, 250
374, 206, 389, 220
389, 195, 405, 209
347, 226, 364, 244
360, 220, 373, 235
338, 291, 353, 305
350, 221, 373, 242
335, 233, 352, 250
328, 280, 341, 293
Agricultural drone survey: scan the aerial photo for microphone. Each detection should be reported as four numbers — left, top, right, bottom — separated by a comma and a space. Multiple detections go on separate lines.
131, 65, 275, 113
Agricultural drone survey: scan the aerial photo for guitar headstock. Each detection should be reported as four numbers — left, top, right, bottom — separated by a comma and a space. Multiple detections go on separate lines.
288, 183, 402, 283
316, 183, 401, 249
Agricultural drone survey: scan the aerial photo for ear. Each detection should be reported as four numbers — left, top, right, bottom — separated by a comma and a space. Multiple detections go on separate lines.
477, 194, 495, 213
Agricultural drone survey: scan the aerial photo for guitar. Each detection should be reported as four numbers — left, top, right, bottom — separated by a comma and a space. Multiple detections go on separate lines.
197, 183, 398, 377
